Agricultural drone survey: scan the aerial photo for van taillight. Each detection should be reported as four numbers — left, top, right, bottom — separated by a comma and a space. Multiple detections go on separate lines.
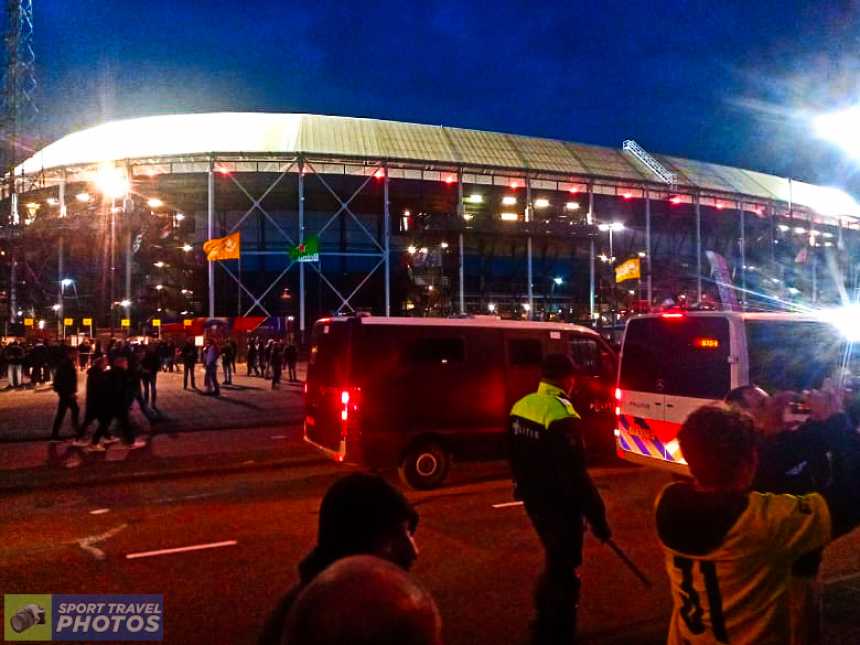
661, 312, 685, 320
341, 390, 350, 405
339, 388, 359, 424
303, 382, 308, 395
614, 388, 622, 402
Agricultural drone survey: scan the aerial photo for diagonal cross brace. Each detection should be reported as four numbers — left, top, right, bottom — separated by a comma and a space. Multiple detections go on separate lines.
227, 163, 296, 246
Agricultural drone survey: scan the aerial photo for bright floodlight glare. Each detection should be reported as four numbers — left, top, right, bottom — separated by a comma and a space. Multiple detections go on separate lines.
502, 196, 517, 206
51, 304, 61, 311
407, 245, 417, 254
120, 299, 131, 307
553, 277, 563, 285
820, 304, 860, 342
61, 278, 73, 287
75, 192, 91, 203
814, 106, 860, 159
175, 213, 186, 221
93, 164, 130, 199
182, 244, 193, 252
534, 198, 550, 209
147, 198, 164, 208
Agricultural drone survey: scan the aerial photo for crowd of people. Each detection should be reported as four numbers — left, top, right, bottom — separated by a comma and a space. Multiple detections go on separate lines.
258, 355, 860, 645
1, 334, 302, 446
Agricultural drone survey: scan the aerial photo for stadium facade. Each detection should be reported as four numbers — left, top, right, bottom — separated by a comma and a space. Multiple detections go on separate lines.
2, 112, 859, 337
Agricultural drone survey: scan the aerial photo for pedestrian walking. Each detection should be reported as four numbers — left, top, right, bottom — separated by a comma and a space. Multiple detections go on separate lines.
141, 344, 160, 408
222, 339, 235, 385
78, 338, 92, 371
166, 340, 177, 372
29, 340, 49, 389
75, 355, 113, 444
285, 341, 298, 382
88, 355, 144, 449
181, 339, 197, 390
271, 342, 283, 390
246, 337, 258, 377
3, 339, 24, 389
259, 473, 420, 645
49, 347, 81, 442
202, 339, 220, 396
507, 353, 611, 645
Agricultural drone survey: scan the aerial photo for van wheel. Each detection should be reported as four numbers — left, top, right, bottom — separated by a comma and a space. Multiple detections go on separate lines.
398, 441, 450, 490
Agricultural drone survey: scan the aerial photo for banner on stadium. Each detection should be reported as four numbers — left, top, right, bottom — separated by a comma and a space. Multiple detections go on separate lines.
203, 232, 241, 261
289, 235, 319, 263
615, 258, 641, 283
705, 250, 739, 311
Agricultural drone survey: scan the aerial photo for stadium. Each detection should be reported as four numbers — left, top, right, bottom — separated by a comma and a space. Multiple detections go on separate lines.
2, 112, 859, 338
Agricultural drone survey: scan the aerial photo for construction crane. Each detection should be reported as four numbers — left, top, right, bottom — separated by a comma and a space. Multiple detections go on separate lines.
1, 0, 37, 327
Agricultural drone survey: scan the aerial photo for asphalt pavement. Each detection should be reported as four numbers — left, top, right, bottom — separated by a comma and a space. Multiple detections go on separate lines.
3, 447, 860, 644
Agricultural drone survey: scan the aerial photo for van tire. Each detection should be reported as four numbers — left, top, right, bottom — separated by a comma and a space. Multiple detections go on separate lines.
399, 440, 450, 490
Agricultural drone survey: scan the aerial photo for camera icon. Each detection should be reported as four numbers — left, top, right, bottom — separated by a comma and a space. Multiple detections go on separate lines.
10, 603, 46, 634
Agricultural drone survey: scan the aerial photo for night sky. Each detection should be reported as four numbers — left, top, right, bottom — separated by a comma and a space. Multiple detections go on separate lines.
30, 1, 860, 192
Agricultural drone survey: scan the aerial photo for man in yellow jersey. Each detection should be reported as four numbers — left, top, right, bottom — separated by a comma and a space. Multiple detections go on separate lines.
508, 354, 610, 645
656, 404, 859, 644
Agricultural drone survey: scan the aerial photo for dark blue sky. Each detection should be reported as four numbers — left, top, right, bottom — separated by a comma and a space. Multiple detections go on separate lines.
31, 1, 860, 191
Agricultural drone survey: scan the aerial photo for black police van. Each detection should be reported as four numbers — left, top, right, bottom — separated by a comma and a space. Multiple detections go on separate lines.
304, 315, 617, 489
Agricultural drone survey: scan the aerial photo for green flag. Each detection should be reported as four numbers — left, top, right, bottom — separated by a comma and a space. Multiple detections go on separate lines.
290, 235, 319, 262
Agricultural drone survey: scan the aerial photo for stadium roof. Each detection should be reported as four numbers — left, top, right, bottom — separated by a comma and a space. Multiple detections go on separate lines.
16, 112, 860, 219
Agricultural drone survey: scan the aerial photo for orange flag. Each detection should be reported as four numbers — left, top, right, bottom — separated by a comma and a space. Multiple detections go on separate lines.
203, 232, 240, 261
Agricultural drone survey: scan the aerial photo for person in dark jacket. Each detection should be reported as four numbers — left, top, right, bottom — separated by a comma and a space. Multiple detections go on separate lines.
49, 347, 81, 441
258, 473, 420, 645
181, 339, 197, 390
75, 356, 114, 444
3, 340, 24, 388
141, 344, 161, 408
246, 338, 258, 377
507, 353, 610, 645
222, 339, 235, 385
285, 341, 298, 382
87, 355, 144, 449
270, 342, 283, 390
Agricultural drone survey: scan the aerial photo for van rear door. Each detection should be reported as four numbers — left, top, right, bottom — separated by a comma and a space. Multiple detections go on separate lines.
305, 319, 353, 458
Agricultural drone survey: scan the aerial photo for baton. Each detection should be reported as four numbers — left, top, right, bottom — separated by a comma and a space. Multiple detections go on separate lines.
605, 539, 652, 589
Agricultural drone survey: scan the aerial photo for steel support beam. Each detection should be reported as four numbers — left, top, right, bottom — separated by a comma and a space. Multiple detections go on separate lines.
457, 170, 465, 314
526, 179, 533, 319
298, 158, 305, 338
695, 194, 702, 304
383, 165, 391, 316
207, 159, 215, 318
645, 193, 652, 306
738, 199, 746, 309
588, 186, 595, 319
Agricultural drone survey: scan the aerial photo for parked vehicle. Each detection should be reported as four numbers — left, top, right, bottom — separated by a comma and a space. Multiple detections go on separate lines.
304, 315, 617, 489
615, 311, 857, 474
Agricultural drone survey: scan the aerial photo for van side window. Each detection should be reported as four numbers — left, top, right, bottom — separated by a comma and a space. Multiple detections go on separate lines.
408, 338, 465, 364
569, 338, 600, 376
508, 339, 543, 365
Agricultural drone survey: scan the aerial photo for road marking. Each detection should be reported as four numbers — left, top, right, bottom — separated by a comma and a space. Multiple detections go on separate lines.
90, 508, 110, 515
270, 435, 289, 439
126, 540, 238, 560
492, 501, 524, 509
78, 524, 128, 560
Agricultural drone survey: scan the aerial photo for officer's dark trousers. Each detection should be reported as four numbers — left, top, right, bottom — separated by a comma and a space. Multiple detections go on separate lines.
524, 498, 583, 645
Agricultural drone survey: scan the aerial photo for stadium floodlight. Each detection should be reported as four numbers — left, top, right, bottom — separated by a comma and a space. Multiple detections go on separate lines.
93, 164, 130, 199
466, 193, 483, 204
564, 201, 580, 211
51, 304, 61, 312
147, 198, 164, 209
60, 278, 73, 287
534, 198, 550, 209
818, 304, 860, 342
813, 106, 860, 159
75, 192, 91, 203
502, 196, 517, 206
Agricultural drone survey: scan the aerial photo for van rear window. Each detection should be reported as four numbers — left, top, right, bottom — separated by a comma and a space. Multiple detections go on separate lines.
308, 322, 350, 384
746, 321, 851, 392
621, 317, 730, 398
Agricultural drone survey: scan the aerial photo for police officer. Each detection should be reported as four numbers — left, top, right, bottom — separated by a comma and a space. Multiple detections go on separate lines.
508, 353, 611, 645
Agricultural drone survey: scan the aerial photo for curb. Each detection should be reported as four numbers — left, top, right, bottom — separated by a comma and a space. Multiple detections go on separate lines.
0, 451, 329, 494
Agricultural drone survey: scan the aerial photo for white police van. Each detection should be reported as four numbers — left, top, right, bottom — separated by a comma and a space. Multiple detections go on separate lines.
615, 311, 856, 474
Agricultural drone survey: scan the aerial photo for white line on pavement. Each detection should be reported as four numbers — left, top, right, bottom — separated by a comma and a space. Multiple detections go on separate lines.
492, 501, 524, 509
126, 540, 238, 560
270, 435, 289, 439
90, 508, 110, 515
78, 524, 128, 560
